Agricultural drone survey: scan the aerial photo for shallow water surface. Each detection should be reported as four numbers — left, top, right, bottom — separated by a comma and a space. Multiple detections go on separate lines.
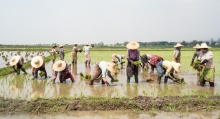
0, 51, 50, 68
0, 62, 219, 100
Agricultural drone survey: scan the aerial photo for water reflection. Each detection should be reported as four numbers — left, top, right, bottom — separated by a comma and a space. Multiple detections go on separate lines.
0, 63, 220, 101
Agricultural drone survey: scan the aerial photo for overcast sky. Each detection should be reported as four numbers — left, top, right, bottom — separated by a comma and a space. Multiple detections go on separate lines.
0, 0, 220, 45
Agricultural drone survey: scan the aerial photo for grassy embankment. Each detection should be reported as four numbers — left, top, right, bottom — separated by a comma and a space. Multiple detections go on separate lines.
0, 95, 220, 115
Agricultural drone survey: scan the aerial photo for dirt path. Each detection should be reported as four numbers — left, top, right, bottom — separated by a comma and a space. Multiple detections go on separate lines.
1, 95, 220, 115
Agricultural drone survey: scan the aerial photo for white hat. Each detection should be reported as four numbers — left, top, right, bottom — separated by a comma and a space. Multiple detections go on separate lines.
53, 60, 66, 71
85, 42, 90, 46
10, 56, 21, 66
121, 55, 125, 59
31, 56, 44, 68
146, 54, 152, 59
174, 43, 183, 48
200, 43, 211, 49
126, 41, 140, 49
106, 62, 117, 76
59, 44, 64, 47
73, 42, 78, 45
193, 44, 201, 49
171, 61, 181, 73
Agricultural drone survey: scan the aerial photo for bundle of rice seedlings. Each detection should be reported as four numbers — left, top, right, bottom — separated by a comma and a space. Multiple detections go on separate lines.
39, 71, 45, 77
134, 61, 141, 66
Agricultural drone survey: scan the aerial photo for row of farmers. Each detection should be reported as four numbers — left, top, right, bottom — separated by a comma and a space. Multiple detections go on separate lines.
9, 42, 215, 87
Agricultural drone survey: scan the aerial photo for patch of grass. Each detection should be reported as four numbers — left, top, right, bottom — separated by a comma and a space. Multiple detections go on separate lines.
0, 102, 7, 108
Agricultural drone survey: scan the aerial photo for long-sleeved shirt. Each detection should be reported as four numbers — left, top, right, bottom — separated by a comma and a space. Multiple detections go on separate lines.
127, 49, 140, 61
115, 54, 122, 63
192, 50, 201, 61
174, 48, 181, 58
73, 46, 80, 53
83, 46, 92, 53
162, 61, 173, 75
198, 50, 214, 69
59, 48, 64, 55
17, 56, 24, 66
51, 48, 56, 55
99, 61, 108, 78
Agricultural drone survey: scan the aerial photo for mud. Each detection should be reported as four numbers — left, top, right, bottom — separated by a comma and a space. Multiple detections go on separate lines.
0, 95, 220, 115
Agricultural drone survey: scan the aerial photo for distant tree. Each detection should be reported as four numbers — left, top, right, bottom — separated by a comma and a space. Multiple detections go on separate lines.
181, 41, 187, 46
190, 40, 198, 46
124, 41, 129, 46
210, 38, 216, 46
98, 42, 104, 46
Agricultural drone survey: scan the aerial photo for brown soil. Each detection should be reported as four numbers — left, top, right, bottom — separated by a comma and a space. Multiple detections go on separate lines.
0, 95, 220, 115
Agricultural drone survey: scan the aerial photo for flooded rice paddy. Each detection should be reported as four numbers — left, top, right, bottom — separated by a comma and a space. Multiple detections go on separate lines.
0, 50, 220, 118
0, 61, 219, 101
0, 51, 50, 68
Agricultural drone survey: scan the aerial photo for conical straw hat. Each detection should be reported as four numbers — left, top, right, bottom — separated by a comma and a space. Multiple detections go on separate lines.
53, 60, 66, 71
171, 61, 181, 73
174, 43, 183, 47
200, 43, 211, 49
126, 41, 140, 49
106, 62, 117, 76
59, 44, 64, 47
10, 56, 21, 66
193, 44, 201, 49
31, 56, 44, 68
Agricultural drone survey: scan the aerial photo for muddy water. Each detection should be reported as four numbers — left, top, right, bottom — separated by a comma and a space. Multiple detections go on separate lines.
1, 110, 220, 119
0, 51, 50, 68
0, 61, 220, 100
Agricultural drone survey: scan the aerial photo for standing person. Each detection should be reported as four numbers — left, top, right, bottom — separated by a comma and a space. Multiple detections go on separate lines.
156, 60, 181, 84
72, 42, 82, 64
83, 43, 94, 66
190, 44, 201, 66
10, 56, 27, 75
50, 45, 57, 63
112, 54, 125, 66
198, 43, 215, 87
52, 60, 75, 83
31, 56, 47, 79
141, 54, 163, 73
126, 41, 140, 83
89, 61, 116, 86
173, 43, 183, 63
59, 44, 65, 60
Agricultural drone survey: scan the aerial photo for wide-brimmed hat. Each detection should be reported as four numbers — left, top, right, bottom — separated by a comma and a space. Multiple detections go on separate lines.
53, 60, 66, 71
106, 62, 117, 76
59, 44, 64, 47
10, 56, 21, 66
121, 55, 125, 59
73, 42, 78, 45
31, 56, 44, 68
193, 44, 201, 49
85, 42, 90, 46
200, 43, 211, 49
52, 45, 57, 48
171, 61, 181, 73
126, 41, 140, 49
174, 43, 183, 48
146, 54, 152, 59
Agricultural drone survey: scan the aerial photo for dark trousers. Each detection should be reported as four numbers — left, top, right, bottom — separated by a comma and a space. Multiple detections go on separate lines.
13, 65, 26, 75
34, 67, 47, 78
